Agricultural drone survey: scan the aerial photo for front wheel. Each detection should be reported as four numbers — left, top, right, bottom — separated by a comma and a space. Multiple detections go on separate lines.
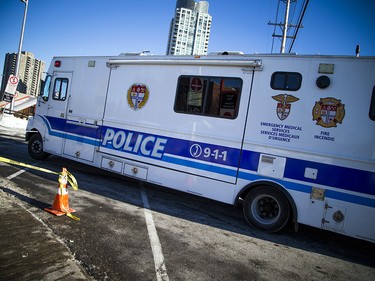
28, 133, 49, 160
243, 186, 290, 233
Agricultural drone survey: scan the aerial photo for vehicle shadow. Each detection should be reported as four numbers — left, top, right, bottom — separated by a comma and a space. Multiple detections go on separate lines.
1, 187, 50, 210
37, 155, 375, 269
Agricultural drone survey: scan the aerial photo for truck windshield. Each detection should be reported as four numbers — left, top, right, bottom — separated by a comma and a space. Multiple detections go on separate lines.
41, 75, 52, 101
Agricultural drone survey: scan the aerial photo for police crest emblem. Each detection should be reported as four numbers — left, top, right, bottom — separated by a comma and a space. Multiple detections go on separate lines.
127, 83, 149, 110
312, 97, 345, 128
272, 94, 299, 120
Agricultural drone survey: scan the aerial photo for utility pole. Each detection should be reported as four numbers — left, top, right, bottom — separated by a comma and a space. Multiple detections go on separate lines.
280, 0, 291, 53
268, 0, 299, 54
15, 0, 29, 78
11, 0, 29, 111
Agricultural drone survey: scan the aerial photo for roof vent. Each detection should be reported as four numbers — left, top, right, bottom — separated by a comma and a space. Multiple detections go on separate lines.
209, 51, 245, 56
119, 50, 152, 56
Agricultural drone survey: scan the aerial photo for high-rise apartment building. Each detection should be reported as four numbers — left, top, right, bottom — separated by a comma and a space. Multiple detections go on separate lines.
166, 0, 212, 55
1, 52, 45, 97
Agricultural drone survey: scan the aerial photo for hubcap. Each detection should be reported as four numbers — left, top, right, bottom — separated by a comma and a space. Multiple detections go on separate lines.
251, 195, 280, 224
32, 140, 42, 153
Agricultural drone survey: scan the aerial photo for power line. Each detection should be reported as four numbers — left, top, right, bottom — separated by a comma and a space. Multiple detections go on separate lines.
288, 0, 309, 53
268, 0, 309, 53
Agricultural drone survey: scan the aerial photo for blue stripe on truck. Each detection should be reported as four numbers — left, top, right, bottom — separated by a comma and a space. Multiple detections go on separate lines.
40, 115, 375, 199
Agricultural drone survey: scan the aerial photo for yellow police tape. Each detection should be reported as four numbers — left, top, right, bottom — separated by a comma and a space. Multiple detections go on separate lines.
66, 170, 79, 191
66, 212, 80, 221
0, 156, 80, 220
0, 156, 58, 174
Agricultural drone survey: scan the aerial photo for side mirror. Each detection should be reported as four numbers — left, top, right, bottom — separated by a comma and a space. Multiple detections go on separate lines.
37, 95, 46, 103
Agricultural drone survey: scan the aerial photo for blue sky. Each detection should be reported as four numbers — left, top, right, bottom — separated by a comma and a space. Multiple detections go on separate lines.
1, 0, 374, 82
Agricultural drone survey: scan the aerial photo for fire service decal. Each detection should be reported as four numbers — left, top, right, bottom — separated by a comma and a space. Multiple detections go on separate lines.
312, 97, 345, 128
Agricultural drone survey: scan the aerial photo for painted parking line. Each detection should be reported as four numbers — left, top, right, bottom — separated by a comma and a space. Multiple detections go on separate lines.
140, 183, 169, 281
6, 169, 27, 180
0, 157, 47, 180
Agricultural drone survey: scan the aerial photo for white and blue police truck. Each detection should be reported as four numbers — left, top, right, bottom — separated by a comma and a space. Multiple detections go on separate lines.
26, 53, 375, 242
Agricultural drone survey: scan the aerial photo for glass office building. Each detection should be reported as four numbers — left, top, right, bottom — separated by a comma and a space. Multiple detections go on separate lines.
167, 0, 212, 55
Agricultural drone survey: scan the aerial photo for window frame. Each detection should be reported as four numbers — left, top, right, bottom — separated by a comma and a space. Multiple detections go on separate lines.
369, 86, 375, 121
52, 77, 69, 101
270, 71, 302, 91
174, 75, 243, 120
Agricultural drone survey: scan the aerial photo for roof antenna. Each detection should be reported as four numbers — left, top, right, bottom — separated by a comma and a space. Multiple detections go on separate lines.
356, 45, 360, 57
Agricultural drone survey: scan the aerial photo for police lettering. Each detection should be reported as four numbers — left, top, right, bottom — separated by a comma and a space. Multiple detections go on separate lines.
102, 128, 167, 158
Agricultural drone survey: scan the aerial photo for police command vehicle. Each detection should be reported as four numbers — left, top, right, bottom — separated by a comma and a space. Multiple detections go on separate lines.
26, 53, 375, 242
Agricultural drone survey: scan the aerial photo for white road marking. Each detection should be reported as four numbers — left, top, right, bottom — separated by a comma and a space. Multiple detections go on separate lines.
6, 168, 27, 180
140, 183, 169, 281
5, 160, 43, 180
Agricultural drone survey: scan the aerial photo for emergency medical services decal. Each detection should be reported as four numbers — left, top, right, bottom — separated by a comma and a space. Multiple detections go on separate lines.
127, 83, 149, 110
272, 94, 299, 120
312, 97, 345, 128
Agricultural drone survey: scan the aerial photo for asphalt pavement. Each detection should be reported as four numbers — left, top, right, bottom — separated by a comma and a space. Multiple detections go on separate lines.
0, 114, 91, 280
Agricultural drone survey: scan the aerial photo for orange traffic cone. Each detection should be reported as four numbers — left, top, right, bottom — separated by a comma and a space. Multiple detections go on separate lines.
45, 167, 76, 216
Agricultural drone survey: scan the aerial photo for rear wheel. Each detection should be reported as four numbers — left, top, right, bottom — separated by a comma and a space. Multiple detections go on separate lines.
243, 186, 290, 233
28, 133, 49, 160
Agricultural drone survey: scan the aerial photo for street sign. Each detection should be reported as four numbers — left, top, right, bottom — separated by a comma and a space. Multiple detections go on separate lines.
5, 75, 19, 96
2, 93, 14, 103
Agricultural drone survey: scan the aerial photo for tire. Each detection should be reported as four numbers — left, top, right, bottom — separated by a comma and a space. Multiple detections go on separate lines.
28, 133, 49, 160
243, 186, 290, 233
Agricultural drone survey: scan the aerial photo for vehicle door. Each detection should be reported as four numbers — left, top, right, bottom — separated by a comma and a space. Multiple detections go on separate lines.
41, 72, 72, 155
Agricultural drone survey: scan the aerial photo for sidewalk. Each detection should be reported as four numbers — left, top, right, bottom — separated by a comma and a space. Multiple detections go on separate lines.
0, 115, 91, 280
0, 180, 90, 281
0, 186, 89, 280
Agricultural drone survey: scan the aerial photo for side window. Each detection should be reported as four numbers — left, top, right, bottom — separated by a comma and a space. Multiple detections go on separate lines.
174, 76, 242, 119
40, 75, 52, 101
271, 72, 302, 91
370, 86, 375, 121
52, 78, 68, 101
